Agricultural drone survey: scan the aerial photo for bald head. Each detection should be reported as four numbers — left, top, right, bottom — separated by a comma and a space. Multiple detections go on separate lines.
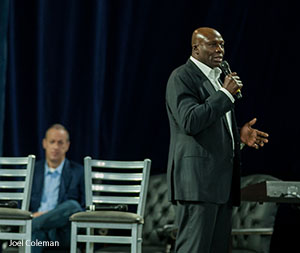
43, 123, 70, 168
191, 27, 221, 46
191, 27, 225, 68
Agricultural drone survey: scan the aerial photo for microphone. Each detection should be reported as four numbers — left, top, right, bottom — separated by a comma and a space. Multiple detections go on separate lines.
220, 61, 242, 99
0, 201, 18, 208
86, 204, 128, 212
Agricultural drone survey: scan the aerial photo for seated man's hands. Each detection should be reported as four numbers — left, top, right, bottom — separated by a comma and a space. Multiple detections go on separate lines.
32, 211, 47, 218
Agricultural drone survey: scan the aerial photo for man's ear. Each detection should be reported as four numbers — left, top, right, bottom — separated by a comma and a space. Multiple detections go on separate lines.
65, 141, 70, 152
192, 44, 199, 54
42, 138, 46, 149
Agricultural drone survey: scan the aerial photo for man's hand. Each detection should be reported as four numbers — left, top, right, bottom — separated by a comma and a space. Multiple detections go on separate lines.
32, 211, 47, 218
223, 72, 243, 95
240, 118, 269, 149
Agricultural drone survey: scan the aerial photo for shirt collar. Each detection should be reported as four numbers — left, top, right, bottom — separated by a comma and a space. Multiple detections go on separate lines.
45, 159, 65, 175
190, 56, 222, 80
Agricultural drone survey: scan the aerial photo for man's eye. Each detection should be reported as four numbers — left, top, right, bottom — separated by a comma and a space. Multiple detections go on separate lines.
208, 42, 224, 48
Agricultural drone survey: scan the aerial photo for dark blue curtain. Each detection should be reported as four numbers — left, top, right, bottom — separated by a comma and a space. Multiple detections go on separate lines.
0, 0, 9, 156
3, 0, 299, 176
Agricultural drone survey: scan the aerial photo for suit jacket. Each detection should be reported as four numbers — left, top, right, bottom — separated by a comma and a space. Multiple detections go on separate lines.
30, 158, 85, 212
166, 59, 241, 206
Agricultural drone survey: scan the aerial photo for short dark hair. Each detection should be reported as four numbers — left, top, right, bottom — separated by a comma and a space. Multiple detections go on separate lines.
45, 123, 70, 141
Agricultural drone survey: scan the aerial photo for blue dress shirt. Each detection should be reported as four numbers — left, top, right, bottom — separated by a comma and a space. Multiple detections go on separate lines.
38, 160, 65, 212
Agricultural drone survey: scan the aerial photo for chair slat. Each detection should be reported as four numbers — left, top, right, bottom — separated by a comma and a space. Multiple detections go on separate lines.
92, 172, 143, 181
0, 181, 25, 188
77, 234, 132, 243
91, 160, 145, 169
92, 184, 141, 193
0, 232, 30, 240
92, 196, 139, 205
0, 157, 31, 165
0, 192, 24, 200
0, 169, 27, 176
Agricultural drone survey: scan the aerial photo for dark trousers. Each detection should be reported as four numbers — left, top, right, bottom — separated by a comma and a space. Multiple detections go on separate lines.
31, 200, 82, 253
175, 200, 232, 253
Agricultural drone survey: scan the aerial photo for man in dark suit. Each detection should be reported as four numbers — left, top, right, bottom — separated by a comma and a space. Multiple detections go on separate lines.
30, 124, 85, 253
166, 27, 269, 253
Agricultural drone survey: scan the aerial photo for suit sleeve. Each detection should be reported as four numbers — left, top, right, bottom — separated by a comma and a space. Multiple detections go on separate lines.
166, 69, 234, 136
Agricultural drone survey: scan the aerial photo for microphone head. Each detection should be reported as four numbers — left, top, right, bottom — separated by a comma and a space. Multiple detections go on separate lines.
220, 60, 243, 99
220, 61, 231, 75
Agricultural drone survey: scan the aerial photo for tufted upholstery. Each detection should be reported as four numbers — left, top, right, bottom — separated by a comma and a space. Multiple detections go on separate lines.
143, 173, 279, 253
231, 174, 280, 253
143, 173, 175, 249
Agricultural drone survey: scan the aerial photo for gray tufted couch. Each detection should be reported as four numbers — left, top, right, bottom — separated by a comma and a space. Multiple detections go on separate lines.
143, 173, 175, 252
231, 174, 280, 253
143, 173, 279, 253
94, 173, 279, 253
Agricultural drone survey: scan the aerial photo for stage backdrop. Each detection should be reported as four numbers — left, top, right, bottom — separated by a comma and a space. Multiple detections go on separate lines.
3, 0, 299, 178
0, 0, 9, 156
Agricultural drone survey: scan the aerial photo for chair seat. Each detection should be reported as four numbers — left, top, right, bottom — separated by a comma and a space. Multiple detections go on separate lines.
0, 207, 32, 220
70, 211, 144, 224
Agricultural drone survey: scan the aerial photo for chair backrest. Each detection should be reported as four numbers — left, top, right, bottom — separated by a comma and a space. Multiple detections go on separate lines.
0, 155, 36, 211
84, 156, 151, 217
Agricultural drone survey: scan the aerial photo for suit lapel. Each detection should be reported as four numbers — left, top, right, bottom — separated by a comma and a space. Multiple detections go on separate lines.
231, 108, 240, 142
58, 159, 71, 203
35, 161, 46, 204
202, 79, 216, 96
222, 115, 231, 137
188, 59, 235, 139
216, 78, 237, 139
187, 59, 216, 96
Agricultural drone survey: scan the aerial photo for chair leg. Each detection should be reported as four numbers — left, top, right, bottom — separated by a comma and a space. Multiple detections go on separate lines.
137, 224, 143, 253
24, 243, 31, 253
70, 222, 77, 253
20, 220, 31, 253
132, 226, 137, 253
132, 224, 142, 253
86, 227, 94, 253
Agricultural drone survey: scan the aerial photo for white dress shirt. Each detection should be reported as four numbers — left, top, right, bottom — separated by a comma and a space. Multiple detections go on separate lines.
190, 56, 235, 149
38, 160, 65, 212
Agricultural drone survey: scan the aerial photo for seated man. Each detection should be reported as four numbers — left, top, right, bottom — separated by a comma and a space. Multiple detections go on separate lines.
30, 124, 85, 253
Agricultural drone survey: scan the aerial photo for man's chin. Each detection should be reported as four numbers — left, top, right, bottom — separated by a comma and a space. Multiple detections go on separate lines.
48, 157, 64, 166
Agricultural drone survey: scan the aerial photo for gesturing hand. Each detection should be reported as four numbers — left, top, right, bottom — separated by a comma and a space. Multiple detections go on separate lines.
240, 118, 269, 149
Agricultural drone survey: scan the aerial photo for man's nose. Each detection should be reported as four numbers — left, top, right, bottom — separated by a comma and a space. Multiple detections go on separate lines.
53, 142, 59, 149
215, 44, 224, 52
